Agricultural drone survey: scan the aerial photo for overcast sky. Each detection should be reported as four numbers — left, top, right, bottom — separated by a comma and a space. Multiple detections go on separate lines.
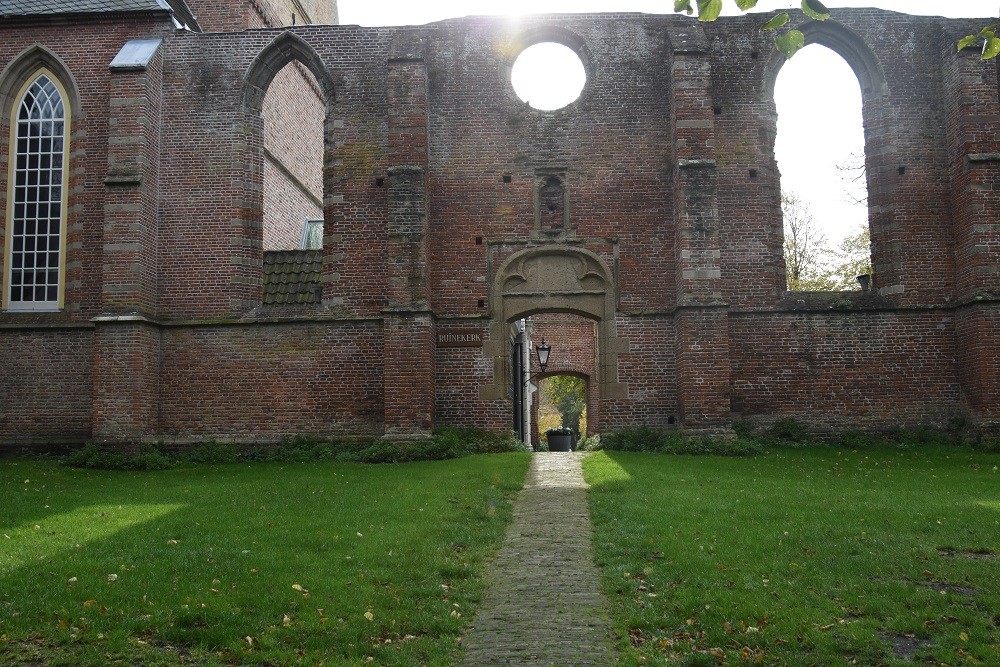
337, 1, 998, 245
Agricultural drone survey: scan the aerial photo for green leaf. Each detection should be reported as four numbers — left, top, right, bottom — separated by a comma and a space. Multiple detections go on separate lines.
762, 12, 790, 31
958, 34, 980, 51
674, 0, 693, 14
801, 0, 831, 21
983, 35, 1000, 60
697, 0, 723, 22
775, 30, 806, 59
735, 0, 759, 10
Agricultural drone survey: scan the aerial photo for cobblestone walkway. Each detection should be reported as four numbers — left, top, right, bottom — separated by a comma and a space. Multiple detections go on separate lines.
460, 452, 614, 666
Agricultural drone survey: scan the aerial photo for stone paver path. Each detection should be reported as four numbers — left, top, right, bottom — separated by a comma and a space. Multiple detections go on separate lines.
460, 452, 614, 666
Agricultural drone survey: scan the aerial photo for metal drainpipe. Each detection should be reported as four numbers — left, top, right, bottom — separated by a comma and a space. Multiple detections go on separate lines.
521, 319, 533, 449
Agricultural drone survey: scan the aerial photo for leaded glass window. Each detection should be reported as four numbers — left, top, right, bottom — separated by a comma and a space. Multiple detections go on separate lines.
7, 74, 66, 310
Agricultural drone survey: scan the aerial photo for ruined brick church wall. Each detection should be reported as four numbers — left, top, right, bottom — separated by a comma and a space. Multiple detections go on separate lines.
0, 8, 997, 447
426, 16, 678, 433
137, 25, 396, 440
702, 11, 994, 430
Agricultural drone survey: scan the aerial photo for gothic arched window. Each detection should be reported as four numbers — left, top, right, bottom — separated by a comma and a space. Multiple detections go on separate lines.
5, 71, 68, 311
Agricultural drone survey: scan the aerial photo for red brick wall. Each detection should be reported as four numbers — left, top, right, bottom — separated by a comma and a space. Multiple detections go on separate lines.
92, 322, 160, 443
0, 328, 93, 446
729, 311, 964, 430
158, 321, 383, 441
434, 320, 507, 430
600, 316, 678, 430
955, 306, 1000, 422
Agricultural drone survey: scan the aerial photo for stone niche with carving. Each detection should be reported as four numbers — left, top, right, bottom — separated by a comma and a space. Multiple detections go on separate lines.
534, 169, 570, 236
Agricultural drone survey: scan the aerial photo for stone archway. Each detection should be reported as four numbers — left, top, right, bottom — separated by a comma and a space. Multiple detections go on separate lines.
481, 246, 627, 401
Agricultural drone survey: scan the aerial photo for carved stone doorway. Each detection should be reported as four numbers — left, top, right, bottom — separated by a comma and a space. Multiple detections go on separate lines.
481, 246, 627, 406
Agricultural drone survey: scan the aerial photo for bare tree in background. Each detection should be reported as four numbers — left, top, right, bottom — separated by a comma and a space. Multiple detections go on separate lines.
835, 150, 868, 206
782, 192, 838, 291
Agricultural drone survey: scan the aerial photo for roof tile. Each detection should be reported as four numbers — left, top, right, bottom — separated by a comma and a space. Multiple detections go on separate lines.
0, 0, 169, 17
262, 250, 322, 306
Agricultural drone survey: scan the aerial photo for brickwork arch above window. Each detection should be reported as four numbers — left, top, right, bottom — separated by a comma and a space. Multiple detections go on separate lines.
763, 20, 887, 101
0, 46, 81, 122
242, 31, 336, 115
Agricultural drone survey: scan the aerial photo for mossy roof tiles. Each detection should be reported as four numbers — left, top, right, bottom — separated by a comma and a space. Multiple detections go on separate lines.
262, 250, 322, 306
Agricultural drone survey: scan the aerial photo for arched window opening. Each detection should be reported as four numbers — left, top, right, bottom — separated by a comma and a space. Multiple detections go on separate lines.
775, 44, 872, 292
5, 71, 68, 311
261, 60, 324, 251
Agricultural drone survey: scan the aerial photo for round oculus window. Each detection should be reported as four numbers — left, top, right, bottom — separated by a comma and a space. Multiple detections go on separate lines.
510, 42, 586, 111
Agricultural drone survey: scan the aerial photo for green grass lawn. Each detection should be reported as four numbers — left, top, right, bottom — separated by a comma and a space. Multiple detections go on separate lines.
584, 447, 1000, 666
0, 453, 530, 666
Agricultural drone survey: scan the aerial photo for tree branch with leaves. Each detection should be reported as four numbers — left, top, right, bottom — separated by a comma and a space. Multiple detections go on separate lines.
674, 0, 999, 60
674, 0, 832, 57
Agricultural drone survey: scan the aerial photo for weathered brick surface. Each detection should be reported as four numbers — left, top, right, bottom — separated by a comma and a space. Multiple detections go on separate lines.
92, 321, 159, 442
0, 8, 998, 446
0, 328, 93, 445
601, 316, 678, 430
729, 310, 964, 430
158, 321, 383, 441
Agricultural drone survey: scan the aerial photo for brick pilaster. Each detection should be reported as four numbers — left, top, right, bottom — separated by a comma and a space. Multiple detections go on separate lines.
92, 42, 164, 443
944, 45, 1000, 429
382, 36, 435, 437
668, 27, 731, 434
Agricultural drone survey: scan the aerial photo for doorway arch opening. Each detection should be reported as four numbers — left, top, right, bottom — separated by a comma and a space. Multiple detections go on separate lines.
486, 245, 627, 444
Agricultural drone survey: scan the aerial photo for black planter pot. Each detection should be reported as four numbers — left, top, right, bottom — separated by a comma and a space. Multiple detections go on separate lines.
547, 433, 573, 452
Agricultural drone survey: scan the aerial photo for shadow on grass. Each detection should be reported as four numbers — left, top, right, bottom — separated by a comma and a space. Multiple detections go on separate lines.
0, 454, 530, 666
